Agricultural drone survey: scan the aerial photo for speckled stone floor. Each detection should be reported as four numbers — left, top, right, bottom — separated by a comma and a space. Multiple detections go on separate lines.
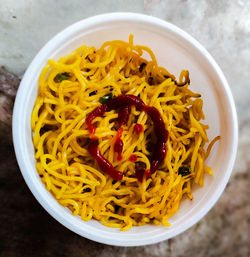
0, 1, 249, 256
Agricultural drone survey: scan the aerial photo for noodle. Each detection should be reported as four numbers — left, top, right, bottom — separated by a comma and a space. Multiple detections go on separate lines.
32, 34, 219, 231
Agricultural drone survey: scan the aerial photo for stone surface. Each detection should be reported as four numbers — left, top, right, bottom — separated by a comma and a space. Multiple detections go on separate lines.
0, 0, 144, 75
0, 0, 249, 256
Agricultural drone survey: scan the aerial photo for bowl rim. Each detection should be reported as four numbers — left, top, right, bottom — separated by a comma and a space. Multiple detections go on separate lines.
12, 12, 238, 246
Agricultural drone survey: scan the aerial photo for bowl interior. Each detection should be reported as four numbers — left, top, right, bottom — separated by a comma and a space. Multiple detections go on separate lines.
13, 13, 237, 246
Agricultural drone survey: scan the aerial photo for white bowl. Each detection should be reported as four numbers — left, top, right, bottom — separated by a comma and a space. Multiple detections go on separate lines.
12, 13, 238, 246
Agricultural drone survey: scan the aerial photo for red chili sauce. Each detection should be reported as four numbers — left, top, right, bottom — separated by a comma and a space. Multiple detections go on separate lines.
129, 154, 137, 162
88, 141, 123, 181
86, 104, 107, 136
86, 94, 168, 181
134, 123, 144, 135
114, 127, 123, 161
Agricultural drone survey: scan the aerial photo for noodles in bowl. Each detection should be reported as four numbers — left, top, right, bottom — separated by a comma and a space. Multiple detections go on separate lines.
32, 35, 219, 231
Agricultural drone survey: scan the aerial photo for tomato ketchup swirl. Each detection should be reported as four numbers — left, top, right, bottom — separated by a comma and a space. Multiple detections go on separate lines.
114, 127, 124, 161
86, 94, 168, 181
88, 141, 123, 181
86, 104, 107, 135
134, 123, 144, 135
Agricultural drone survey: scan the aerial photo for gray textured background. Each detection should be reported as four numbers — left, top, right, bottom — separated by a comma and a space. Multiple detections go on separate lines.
0, 0, 249, 256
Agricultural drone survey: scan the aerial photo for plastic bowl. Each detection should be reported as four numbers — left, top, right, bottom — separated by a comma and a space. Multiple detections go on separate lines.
12, 13, 238, 246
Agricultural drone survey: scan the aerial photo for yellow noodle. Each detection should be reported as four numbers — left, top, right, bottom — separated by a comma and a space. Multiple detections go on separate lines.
205, 136, 221, 159
32, 35, 219, 230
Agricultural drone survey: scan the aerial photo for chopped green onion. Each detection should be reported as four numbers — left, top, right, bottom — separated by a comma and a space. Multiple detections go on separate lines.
55, 72, 71, 82
99, 93, 113, 104
178, 166, 191, 176
148, 76, 154, 85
